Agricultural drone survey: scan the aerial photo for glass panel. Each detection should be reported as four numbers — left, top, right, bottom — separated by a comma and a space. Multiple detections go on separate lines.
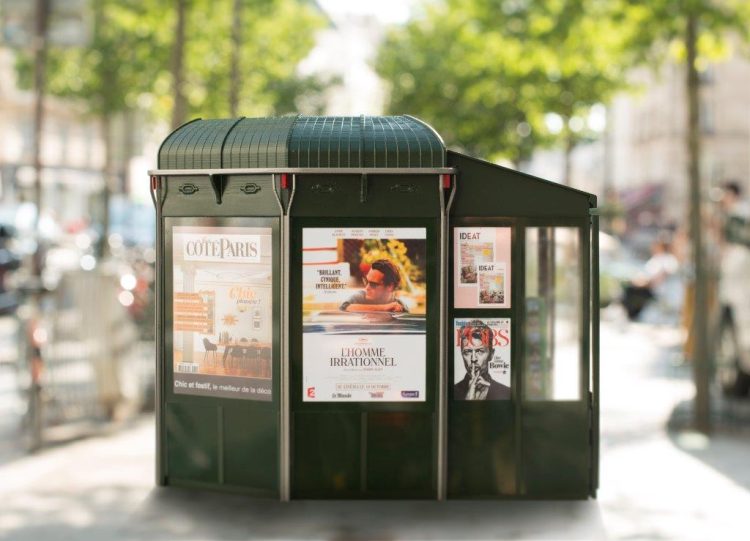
172, 224, 274, 401
453, 318, 512, 401
453, 227, 512, 309
301, 227, 427, 403
524, 227, 581, 401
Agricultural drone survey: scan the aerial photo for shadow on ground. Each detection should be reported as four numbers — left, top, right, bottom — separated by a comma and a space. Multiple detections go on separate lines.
668, 396, 750, 493
125, 488, 606, 541
0, 485, 146, 541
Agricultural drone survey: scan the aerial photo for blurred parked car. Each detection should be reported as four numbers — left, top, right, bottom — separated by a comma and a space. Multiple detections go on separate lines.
0, 224, 22, 315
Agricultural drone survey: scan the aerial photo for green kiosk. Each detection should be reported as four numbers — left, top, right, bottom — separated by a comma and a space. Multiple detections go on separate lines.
150, 115, 599, 500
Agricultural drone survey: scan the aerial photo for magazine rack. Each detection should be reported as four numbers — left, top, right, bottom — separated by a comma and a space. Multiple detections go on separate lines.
150, 115, 599, 500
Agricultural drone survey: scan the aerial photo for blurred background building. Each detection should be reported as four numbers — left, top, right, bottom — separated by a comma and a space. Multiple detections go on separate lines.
0, 48, 105, 222
610, 52, 750, 226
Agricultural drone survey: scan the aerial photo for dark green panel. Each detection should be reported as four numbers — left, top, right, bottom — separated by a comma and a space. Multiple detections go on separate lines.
160, 217, 282, 495
223, 405, 278, 494
161, 175, 279, 217
447, 151, 591, 218
448, 404, 516, 497
446, 219, 520, 499
292, 411, 361, 497
366, 412, 435, 495
166, 402, 219, 483
290, 174, 440, 218
288, 217, 440, 499
521, 403, 590, 497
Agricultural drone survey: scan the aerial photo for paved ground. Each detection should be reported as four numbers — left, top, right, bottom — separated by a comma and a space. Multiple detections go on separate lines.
1, 312, 749, 540
596, 312, 750, 540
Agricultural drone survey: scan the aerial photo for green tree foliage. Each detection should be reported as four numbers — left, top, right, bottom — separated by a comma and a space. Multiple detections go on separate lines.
170, 0, 329, 121
376, 0, 635, 169
15, 0, 170, 118
15, 0, 329, 122
612, 0, 750, 66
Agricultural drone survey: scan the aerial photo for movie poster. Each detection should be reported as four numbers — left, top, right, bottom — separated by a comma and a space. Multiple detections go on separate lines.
453, 318, 511, 401
454, 227, 512, 308
302, 227, 427, 402
172, 225, 273, 400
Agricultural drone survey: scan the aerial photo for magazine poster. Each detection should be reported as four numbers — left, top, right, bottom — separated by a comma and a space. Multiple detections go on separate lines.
453, 318, 511, 401
302, 227, 427, 402
172, 225, 273, 400
454, 227, 511, 308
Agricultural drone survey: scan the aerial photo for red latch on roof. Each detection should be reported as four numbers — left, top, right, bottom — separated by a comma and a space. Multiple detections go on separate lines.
441, 174, 451, 189
150, 176, 158, 191
281, 173, 289, 190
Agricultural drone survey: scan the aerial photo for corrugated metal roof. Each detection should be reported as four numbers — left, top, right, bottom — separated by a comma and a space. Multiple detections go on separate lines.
157, 115, 446, 169
158, 118, 239, 169
222, 116, 297, 168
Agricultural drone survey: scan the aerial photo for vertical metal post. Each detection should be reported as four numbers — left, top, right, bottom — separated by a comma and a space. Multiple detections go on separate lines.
151, 175, 166, 485
438, 175, 457, 500
590, 209, 600, 497
279, 174, 296, 501
686, 12, 710, 433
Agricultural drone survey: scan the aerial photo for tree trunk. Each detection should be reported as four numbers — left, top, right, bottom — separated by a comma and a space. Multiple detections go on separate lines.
171, 0, 188, 130
229, 0, 243, 117
100, 114, 113, 258
686, 12, 710, 433
602, 106, 614, 233
31, 0, 50, 278
562, 128, 575, 186
122, 110, 135, 196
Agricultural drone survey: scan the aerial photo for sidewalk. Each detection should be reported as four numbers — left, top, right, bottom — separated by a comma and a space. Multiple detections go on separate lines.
1, 318, 749, 540
597, 313, 750, 540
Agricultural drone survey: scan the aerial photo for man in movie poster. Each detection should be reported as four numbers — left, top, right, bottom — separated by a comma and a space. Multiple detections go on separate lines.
454, 319, 511, 400
339, 259, 408, 313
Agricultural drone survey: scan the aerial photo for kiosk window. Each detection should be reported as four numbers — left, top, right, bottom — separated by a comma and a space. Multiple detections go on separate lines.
453, 227, 511, 309
524, 227, 581, 401
301, 227, 428, 403
171, 224, 274, 401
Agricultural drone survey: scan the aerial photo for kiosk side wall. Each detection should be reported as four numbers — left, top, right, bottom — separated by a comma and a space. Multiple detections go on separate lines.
157, 174, 282, 497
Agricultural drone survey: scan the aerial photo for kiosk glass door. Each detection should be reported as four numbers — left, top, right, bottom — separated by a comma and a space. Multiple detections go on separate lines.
521, 223, 591, 497
524, 227, 581, 401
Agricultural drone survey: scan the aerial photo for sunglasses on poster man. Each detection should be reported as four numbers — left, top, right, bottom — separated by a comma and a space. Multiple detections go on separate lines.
362, 277, 387, 288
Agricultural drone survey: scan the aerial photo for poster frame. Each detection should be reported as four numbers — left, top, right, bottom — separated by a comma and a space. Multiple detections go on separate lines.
290, 216, 439, 413
164, 216, 281, 409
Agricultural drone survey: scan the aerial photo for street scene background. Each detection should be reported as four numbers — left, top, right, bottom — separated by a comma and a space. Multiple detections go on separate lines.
1, 0, 750, 539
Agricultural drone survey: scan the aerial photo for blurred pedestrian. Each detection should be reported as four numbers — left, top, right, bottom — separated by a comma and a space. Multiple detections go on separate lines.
715, 181, 750, 394
637, 234, 683, 324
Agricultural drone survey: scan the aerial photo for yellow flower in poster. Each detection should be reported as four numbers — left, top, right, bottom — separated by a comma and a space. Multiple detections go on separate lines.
222, 314, 238, 326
